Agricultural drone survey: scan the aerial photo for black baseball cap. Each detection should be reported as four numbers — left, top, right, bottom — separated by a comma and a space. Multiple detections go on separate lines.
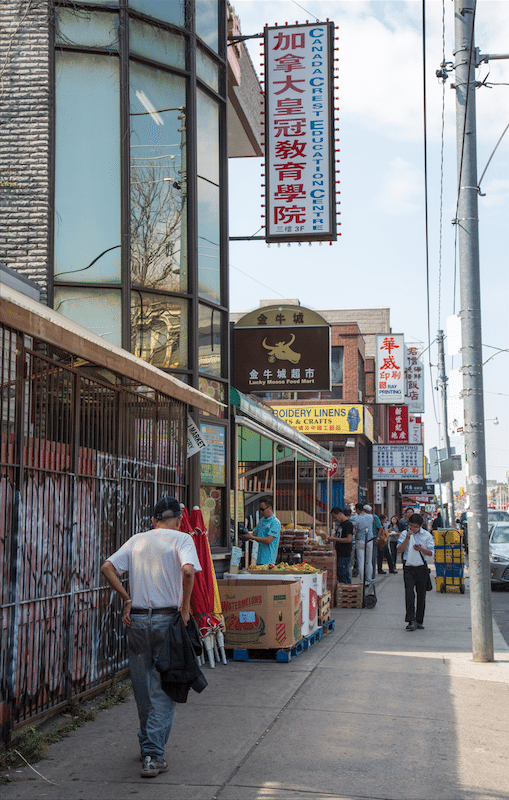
153, 496, 182, 520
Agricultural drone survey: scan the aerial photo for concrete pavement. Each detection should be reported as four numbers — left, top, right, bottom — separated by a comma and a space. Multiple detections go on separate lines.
3, 565, 509, 800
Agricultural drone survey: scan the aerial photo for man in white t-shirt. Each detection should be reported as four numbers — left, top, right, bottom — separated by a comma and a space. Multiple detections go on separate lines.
100, 496, 201, 778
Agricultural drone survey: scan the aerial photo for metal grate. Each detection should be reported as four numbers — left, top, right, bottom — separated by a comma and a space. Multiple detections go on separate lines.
0, 324, 187, 741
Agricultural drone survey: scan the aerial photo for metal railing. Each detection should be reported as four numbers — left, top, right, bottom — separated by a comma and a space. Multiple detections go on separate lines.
0, 324, 187, 742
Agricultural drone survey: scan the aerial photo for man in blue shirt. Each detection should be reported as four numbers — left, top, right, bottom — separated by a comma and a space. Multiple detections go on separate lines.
242, 497, 281, 565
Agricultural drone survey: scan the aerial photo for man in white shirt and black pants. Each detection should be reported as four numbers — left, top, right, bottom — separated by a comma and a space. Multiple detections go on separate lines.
101, 496, 202, 777
397, 513, 435, 631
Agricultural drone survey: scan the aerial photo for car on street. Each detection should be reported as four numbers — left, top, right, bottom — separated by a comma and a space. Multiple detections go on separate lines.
488, 523, 509, 588
458, 509, 509, 554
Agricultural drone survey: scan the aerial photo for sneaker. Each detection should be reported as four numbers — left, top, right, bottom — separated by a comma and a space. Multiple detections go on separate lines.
141, 756, 169, 777
406, 622, 417, 631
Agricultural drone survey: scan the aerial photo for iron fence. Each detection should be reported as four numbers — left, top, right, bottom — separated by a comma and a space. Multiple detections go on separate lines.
0, 323, 187, 742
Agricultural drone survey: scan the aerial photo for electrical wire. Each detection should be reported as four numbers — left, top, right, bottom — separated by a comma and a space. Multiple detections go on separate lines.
437, 0, 447, 330
422, 0, 439, 427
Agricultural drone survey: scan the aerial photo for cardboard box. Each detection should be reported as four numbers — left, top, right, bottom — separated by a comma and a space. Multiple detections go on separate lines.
223, 572, 321, 636
218, 579, 301, 649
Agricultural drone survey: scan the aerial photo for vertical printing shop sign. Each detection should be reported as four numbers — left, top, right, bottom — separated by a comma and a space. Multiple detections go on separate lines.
405, 345, 425, 412
375, 334, 405, 403
200, 424, 226, 485
264, 22, 336, 243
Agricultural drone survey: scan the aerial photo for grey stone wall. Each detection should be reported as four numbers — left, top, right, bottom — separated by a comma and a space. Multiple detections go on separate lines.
0, 0, 51, 300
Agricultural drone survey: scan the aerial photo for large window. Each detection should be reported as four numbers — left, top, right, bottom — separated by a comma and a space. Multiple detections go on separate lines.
130, 63, 187, 293
197, 89, 220, 304
331, 346, 343, 400
54, 52, 121, 288
53, 1, 226, 386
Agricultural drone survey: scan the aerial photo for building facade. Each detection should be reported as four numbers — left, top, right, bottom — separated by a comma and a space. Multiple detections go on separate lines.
1, 0, 263, 549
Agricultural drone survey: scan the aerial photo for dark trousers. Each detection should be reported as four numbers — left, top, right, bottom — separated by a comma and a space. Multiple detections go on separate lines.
403, 564, 428, 624
377, 544, 395, 572
389, 540, 398, 567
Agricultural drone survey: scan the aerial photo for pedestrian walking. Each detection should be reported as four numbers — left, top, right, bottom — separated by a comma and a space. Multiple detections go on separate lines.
327, 507, 353, 584
100, 496, 202, 777
353, 503, 374, 585
397, 513, 435, 631
388, 515, 400, 569
376, 514, 396, 574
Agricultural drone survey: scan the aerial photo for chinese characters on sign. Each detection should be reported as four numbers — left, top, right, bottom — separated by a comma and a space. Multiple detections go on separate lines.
405, 345, 425, 412
200, 424, 226, 485
372, 445, 424, 481
375, 334, 405, 403
234, 325, 331, 393
270, 404, 364, 435
264, 22, 337, 242
388, 405, 409, 442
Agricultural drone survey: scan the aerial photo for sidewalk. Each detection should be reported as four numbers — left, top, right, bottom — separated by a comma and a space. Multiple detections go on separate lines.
3, 567, 509, 800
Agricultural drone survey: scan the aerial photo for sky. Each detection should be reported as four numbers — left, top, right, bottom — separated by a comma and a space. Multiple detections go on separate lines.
228, 0, 509, 490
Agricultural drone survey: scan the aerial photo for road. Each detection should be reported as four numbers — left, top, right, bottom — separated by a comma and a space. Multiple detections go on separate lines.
491, 584, 509, 647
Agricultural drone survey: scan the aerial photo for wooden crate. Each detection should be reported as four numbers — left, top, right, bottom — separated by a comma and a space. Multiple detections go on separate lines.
336, 583, 363, 609
317, 591, 331, 625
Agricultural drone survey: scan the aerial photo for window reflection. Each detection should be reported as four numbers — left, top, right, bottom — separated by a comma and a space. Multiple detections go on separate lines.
196, 0, 218, 52
130, 63, 187, 292
54, 288, 122, 346
54, 52, 121, 284
198, 304, 221, 376
197, 89, 220, 302
129, 0, 185, 27
129, 17, 185, 69
131, 292, 188, 369
196, 47, 219, 92
56, 8, 118, 48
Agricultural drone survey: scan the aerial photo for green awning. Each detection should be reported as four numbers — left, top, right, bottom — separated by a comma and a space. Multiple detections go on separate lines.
230, 387, 333, 469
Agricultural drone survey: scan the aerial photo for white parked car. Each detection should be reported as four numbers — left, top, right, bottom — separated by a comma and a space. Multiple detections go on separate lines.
488, 523, 509, 587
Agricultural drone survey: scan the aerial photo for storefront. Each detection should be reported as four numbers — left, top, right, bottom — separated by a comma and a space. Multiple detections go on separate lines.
230, 388, 335, 550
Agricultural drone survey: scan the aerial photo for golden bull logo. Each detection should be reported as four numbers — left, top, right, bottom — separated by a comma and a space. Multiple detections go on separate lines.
262, 334, 301, 364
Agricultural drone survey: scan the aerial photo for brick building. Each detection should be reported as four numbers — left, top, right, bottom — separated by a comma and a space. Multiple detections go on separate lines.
231, 301, 395, 515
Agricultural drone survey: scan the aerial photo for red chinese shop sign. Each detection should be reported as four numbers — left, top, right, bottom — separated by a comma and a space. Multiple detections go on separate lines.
264, 22, 337, 243
388, 405, 409, 442
375, 334, 405, 404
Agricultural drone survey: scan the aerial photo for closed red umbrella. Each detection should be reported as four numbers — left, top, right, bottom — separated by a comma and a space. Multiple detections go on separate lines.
179, 504, 194, 533
190, 507, 225, 666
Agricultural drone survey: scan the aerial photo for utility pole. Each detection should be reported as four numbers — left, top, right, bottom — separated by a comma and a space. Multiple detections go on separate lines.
436, 330, 455, 527
453, 0, 493, 661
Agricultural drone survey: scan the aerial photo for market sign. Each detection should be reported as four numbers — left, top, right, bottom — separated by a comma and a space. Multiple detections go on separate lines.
270, 404, 364, 435
375, 334, 405, 403
405, 345, 424, 412
234, 305, 330, 393
200, 424, 226, 485
372, 444, 424, 480
388, 405, 408, 443
264, 22, 337, 243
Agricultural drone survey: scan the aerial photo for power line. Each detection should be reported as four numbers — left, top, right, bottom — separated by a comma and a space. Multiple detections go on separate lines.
422, 0, 439, 426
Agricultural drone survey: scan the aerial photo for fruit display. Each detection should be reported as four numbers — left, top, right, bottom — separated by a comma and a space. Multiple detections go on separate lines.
247, 562, 322, 574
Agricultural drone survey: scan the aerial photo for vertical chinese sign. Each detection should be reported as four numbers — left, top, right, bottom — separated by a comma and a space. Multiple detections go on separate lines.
264, 22, 337, 243
405, 345, 425, 412
375, 334, 405, 403
388, 405, 409, 442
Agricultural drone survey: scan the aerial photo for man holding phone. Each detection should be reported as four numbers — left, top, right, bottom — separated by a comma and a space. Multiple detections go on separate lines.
397, 513, 434, 631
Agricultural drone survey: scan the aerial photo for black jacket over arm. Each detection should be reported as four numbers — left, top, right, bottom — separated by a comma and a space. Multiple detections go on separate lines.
155, 612, 208, 703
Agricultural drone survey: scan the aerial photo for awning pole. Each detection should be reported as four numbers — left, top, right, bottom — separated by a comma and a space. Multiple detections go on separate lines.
313, 462, 317, 537
294, 451, 298, 528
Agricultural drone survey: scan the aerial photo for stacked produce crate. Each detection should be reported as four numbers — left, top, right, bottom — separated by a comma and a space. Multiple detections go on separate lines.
336, 583, 363, 608
433, 529, 465, 594
305, 549, 337, 606
317, 590, 331, 625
